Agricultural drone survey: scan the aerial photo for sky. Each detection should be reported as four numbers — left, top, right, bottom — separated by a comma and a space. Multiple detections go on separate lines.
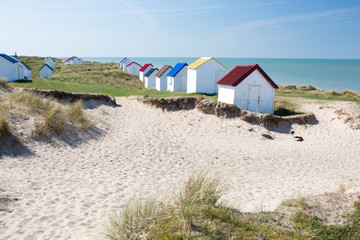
1, 0, 360, 58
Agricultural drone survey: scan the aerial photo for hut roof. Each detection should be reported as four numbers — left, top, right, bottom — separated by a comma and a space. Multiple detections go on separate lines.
188, 57, 228, 70
20, 61, 32, 70
155, 65, 172, 77
120, 57, 127, 63
0, 53, 18, 63
139, 63, 153, 72
39, 64, 53, 71
216, 64, 278, 88
126, 61, 141, 67
144, 67, 158, 77
167, 63, 188, 77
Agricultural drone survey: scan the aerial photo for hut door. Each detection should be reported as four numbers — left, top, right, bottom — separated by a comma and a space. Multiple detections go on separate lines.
247, 86, 260, 112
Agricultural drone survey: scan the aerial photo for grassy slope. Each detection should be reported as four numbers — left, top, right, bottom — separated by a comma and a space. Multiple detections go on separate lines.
10, 57, 217, 100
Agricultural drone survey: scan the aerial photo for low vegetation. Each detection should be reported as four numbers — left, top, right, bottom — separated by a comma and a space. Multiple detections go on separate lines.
274, 99, 303, 116
277, 84, 360, 103
0, 89, 93, 138
103, 171, 360, 239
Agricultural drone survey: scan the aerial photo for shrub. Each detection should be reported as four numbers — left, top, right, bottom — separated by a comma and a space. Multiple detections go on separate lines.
0, 78, 8, 89
274, 100, 302, 116
67, 100, 92, 130
0, 116, 11, 137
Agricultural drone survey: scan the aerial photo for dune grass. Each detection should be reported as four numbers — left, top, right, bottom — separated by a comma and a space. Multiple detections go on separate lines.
274, 99, 304, 116
0, 90, 93, 138
102, 171, 360, 239
0, 78, 9, 89
277, 84, 360, 103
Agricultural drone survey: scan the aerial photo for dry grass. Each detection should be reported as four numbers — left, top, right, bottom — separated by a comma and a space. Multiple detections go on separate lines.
102, 171, 225, 240
281, 194, 309, 210
277, 84, 360, 103
102, 171, 360, 239
0, 90, 93, 138
274, 99, 303, 116
0, 78, 8, 89
0, 115, 11, 137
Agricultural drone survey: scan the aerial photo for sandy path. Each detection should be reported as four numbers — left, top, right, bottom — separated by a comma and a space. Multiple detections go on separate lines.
0, 97, 359, 239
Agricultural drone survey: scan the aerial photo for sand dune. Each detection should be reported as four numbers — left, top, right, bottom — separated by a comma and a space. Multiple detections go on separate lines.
0, 97, 359, 239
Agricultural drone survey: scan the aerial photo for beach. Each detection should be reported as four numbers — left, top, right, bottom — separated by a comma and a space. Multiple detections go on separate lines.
0, 97, 359, 239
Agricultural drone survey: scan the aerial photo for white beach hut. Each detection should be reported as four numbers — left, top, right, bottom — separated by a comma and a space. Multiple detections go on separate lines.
167, 63, 188, 92
44, 57, 56, 70
217, 64, 279, 114
0, 53, 24, 82
155, 65, 172, 91
122, 59, 132, 72
139, 63, 153, 82
120, 57, 130, 69
39, 64, 53, 78
144, 67, 159, 88
20, 61, 32, 79
187, 57, 228, 94
126, 61, 142, 76
65, 56, 84, 65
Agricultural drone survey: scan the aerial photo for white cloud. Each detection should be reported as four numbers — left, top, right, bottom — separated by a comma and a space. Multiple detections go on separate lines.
235, 6, 360, 30
113, 0, 158, 31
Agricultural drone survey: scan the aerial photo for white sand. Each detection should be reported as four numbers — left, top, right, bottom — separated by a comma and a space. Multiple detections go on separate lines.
0, 97, 359, 239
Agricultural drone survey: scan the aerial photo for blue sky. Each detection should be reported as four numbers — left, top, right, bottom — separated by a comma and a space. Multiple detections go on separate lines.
1, 0, 360, 58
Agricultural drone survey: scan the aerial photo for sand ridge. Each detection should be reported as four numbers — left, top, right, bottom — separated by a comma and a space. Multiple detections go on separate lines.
0, 97, 359, 239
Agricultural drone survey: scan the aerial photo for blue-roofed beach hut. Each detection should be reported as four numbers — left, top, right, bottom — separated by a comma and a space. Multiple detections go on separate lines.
167, 63, 188, 92
39, 64, 53, 78
120, 57, 131, 70
144, 67, 159, 88
0, 53, 25, 81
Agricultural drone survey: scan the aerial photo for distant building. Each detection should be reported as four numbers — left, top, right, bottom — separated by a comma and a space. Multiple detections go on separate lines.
126, 61, 142, 76
0, 53, 24, 81
217, 64, 279, 114
120, 57, 131, 70
187, 57, 228, 94
139, 63, 153, 82
144, 67, 159, 88
155, 65, 172, 91
20, 61, 32, 79
44, 57, 56, 70
65, 56, 84, 65
39, 64, 53, 78
167, 63, 188, 92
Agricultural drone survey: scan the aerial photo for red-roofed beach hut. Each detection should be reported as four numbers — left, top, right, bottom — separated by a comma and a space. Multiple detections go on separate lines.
217, 64, 278, 114
139, 63, 153, 82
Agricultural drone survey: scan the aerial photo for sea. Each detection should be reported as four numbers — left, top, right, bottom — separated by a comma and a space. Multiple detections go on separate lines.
82, 57, 360, 93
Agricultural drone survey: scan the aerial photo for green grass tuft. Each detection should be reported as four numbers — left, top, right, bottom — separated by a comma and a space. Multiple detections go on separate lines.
102, 172, 360, 240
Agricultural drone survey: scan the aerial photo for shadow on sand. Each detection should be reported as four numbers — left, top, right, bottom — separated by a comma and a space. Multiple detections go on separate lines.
0, 126, 105, 158
0, 136, 34, 157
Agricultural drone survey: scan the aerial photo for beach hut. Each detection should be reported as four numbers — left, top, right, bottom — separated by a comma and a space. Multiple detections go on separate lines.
217, 64, 279, 114
187, 57, 228, 94
144, 67, 159, 88
139, 63, 153, 82
155, 65, 172, 91
167, 63, 188, 92
65, 56, 84, 65
126, 61, 142, 76
0, 53, 24, 82
39, 64, 53, 78
44, 57, 56, 70
120, 57, 131, 70
20, 61, 32, 79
